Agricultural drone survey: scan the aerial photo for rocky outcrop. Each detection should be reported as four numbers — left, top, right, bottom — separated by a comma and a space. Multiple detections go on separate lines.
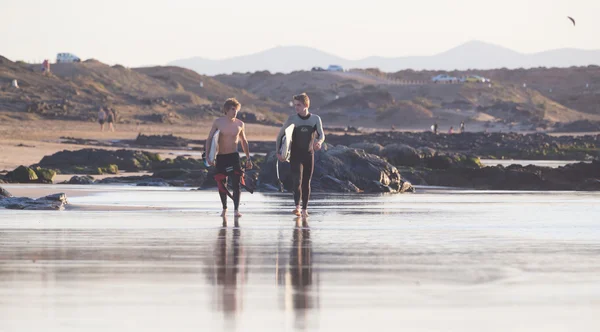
401, 160, 600, 190
326, 131, 600, 161
34, 148, 161, 173
259, 145, 414, 193
0, 187, 68, 210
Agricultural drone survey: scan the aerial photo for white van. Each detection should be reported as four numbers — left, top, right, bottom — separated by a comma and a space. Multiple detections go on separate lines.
56, 53, 81, 63
327, 65, 344, 72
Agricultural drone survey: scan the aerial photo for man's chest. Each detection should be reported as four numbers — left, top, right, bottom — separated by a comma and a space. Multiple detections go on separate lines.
219, 123, 242, 136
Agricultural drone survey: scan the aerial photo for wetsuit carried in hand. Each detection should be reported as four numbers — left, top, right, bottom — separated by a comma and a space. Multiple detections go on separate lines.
276, 113, 325, 209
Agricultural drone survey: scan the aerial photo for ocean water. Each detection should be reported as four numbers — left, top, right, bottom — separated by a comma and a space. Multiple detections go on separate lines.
1, 185, 599, 332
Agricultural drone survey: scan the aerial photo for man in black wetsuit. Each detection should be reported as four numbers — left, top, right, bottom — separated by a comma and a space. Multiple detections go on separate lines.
276, 93, 325, 218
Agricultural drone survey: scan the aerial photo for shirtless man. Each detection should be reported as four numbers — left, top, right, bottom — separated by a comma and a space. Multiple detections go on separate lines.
206, 98, 252, 217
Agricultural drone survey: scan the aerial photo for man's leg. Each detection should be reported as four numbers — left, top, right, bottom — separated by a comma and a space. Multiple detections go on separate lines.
216, 155, 228, 217
301, 154, 314, 216
219, 176, 228, 216
232, 172, 242, 217
291, 158, 303, 216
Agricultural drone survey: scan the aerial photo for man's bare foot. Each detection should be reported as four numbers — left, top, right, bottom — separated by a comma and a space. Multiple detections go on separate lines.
292, 207, 301, 216
301, 209, 309, 218
220, 209, 227, 217
234, 210, 242, 217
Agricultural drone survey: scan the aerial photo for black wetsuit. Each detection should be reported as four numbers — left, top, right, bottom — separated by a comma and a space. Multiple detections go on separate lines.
216, 153, 242, 210
276, 113, 325, 210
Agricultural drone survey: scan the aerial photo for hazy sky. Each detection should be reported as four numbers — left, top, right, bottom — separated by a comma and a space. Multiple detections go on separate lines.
1, 0, 597, 66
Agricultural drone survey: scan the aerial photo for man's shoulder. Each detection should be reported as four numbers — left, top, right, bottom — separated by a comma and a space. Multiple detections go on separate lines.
235, 118, 245, 126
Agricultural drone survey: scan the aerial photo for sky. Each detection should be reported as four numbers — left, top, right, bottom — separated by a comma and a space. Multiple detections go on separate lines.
0, 0, 597, 66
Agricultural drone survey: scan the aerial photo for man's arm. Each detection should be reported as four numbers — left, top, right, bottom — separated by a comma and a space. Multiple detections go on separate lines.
314, 115, 325, 150
315, 116, 325, 144
239, 122, 252, 169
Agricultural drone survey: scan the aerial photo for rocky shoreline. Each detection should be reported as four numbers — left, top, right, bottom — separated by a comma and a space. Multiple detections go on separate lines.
1, 131, 599, 195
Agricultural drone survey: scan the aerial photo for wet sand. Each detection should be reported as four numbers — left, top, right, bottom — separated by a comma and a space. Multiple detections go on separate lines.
1, 186, 600, 331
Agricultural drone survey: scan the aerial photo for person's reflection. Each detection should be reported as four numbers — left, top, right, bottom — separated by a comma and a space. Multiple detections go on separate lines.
212, 215, 246, 318
279, 216, 320, 329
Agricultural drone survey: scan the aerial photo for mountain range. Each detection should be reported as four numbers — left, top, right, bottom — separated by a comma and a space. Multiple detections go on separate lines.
169, 40, 600, 75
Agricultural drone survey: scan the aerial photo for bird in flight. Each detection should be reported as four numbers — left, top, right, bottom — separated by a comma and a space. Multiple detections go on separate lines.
567, 16, 576, 26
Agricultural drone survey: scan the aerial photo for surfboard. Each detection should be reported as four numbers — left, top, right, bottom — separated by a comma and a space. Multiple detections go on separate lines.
276, 124, 294, 192
204, 129, 219, 167
279, 124, 295, 161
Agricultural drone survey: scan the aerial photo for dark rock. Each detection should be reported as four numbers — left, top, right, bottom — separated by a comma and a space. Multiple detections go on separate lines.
421, 160, 600, 190
577, 178, 600, 191
325, 131, 600, 161
259, 145, 410, 193
382, 144, 421, 166
0, 192, 68, 210
5, 166, 38, 183
152, 168, 191, 180
554, 120, 600, 133
1, 186, 13, 198
349, 142, 384, 155
134, 134, 189, 147
67, 175, 95, 184
319, 175, 362, 193
34, 148, 161, 173
96, 175, 154, 184
33, 167, 56, 184
153, 156, 206, 171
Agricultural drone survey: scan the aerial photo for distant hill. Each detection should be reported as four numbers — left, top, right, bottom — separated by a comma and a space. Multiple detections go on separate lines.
169, 41, 600, 75
0, 56, 285, 125
3, 54, 600, 131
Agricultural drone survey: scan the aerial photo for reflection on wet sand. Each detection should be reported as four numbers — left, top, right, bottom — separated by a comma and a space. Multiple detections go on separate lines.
206, 216, 247, 319
278, 217, 320, 329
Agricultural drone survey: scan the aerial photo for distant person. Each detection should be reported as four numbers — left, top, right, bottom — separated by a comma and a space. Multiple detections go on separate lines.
276, 93, 325, 218
448, 126, 454, 134
391, 125, 396, 131
98, 108, 107, 131
42, 59, 51, 76
460, 121, 465, 133
433, 122, 438, 135
106, 108, 116, 132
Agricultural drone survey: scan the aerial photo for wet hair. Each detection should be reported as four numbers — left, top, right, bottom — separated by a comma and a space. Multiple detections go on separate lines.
223, 98, 241, 113
293, 93, 310, 108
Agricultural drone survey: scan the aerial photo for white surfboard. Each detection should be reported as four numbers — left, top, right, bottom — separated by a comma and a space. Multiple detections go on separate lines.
279, 124, 295, 162
204, 129, 219, 167
276, 124, 294, 192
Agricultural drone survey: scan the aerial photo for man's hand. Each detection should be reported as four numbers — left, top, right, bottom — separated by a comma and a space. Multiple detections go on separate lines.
245, 159, 253, 169
314, 141, 322, 151
277, 153, 286, 162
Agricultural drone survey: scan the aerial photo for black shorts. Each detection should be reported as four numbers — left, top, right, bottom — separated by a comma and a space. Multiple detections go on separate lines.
98, 119, 105, 125
216, 153, 241, 175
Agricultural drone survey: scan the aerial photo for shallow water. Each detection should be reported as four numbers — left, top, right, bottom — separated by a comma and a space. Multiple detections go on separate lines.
480, 159, 592, 168
1, 185, 599, 331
